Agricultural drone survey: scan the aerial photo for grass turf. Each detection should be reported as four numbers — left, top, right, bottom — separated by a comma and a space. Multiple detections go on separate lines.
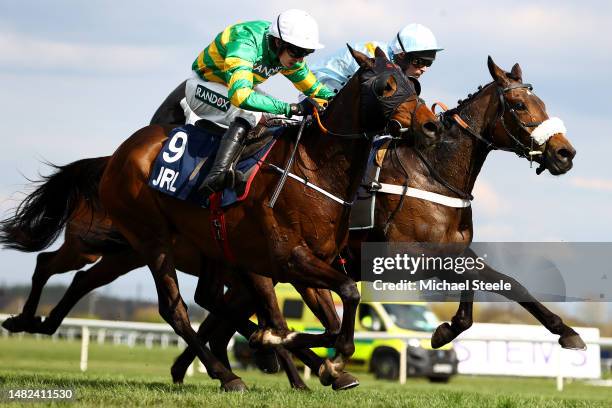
0, 336, 609, 407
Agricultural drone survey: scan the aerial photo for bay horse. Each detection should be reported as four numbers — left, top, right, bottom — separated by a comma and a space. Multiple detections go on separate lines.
340, 56, 583, 350
0, 163, 347, 389
97, 46, 438, 390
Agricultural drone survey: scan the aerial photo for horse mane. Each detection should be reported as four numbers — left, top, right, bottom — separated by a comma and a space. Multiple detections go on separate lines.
444, 81, 495, 118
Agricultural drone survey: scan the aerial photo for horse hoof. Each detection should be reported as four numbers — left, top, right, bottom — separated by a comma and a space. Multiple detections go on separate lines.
318, 359, 342, 387
253, 349, 280, 374
559, 334, 586, 351
332, 372, 359, 391
37, 320, 59, 335
2, 315, 41, 333
170, 364, 186, 384
318, 364, 334, 387
291, 383, 310, 391
431, 322, 455, 349
221, 378, 247, 392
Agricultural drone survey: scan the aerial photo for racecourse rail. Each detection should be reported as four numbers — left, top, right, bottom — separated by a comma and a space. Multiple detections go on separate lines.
1, 314, 610, 391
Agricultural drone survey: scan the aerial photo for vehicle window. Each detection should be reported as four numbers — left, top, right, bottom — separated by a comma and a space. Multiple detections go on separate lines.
283, 299, 304, 319
382, 304, 439, 332
359, 304, 385, 331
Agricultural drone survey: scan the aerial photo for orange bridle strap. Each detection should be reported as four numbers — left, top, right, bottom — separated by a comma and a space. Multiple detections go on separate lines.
312, 108, 329, 135
431, 101, 449, 114
432, 100, 470, 130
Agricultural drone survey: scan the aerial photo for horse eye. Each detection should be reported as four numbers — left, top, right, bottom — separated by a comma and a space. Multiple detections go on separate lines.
513, 102, 526, 110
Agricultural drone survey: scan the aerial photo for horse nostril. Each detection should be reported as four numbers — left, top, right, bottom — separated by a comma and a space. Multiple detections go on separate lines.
556, 147, 576, 161
422, 121, 438, 136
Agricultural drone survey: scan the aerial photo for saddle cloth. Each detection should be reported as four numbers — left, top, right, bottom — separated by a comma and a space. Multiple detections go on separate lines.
148, 124, 277, 208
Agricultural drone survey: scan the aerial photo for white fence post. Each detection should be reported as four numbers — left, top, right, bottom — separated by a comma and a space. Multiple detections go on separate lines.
80, 325, 90, 372
399, 340, 407, 385
97, 329, 106, 345
556, 346, 564, 391
161, 334, 169, 349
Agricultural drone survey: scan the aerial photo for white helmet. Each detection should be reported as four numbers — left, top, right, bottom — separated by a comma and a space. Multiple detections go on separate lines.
390, 23, 443, 55
268, 9, 324, 50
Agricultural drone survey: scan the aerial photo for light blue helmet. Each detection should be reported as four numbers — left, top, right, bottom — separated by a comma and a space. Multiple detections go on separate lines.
390, 24, 443, 55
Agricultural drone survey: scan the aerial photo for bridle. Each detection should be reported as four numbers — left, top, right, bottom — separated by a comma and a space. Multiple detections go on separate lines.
453, 82, 546, 163
312, 58, 423, 141
379, 80, 549, 232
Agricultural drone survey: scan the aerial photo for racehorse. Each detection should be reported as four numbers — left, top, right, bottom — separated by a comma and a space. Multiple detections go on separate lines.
15, 47, 431, 391
341, 56, 582, 350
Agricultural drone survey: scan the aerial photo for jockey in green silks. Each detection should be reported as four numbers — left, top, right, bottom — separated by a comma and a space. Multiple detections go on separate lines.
183, 9, 334, 194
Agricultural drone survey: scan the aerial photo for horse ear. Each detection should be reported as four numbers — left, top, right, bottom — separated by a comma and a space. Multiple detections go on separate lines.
347, 43, 372, 67
487, 56, 510, 86
374, 46, 387, 59
510, 63, 523, 81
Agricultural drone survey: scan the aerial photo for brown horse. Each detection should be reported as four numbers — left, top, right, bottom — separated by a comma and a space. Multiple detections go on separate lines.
340, 56, 582, 351
0, 160, 348, 390
95, 47, 438, 390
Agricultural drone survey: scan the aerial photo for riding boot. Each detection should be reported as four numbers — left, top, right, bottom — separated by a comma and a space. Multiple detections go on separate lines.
198, 118, 251, 194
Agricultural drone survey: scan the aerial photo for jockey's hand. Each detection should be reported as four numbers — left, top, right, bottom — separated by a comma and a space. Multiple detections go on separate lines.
310, 98, 329, 111
288, 99, 312, 118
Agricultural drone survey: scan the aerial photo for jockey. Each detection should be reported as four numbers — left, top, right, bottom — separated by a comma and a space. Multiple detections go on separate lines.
310, 23, 443, 92
184, 9, 335, 194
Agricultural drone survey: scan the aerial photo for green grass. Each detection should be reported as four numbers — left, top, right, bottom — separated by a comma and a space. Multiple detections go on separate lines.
0, 336, 610, 407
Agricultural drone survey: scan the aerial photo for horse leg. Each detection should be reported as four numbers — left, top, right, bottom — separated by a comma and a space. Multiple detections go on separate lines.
475, 262, 586, 350
173, 273, 354, 390
2, 240, 99, 333
293, 285, 359, 390
294, 286, 341, 336
144, 244, 246, 391
247, 276, 357, 390
241, 274, 309, 390
278, 245, 360, 386
431, 290, 474, 348
190, 272, 308, 390
38, 250, 143, 335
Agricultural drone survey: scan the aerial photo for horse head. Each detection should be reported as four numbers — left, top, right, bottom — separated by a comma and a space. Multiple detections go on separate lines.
321, 45, 440, 147
486, 56, 576, 175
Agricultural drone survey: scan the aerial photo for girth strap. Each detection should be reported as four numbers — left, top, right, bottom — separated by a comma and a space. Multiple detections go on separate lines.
375, 182, 472, 208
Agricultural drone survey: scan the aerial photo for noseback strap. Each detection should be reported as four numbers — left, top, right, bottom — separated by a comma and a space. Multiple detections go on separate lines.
530, 117, 566, 145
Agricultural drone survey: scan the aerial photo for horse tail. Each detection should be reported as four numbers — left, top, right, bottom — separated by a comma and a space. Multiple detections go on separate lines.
0, 156, 109, 252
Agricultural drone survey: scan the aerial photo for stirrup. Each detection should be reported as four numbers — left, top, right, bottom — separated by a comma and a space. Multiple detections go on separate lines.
225, 168, 246, 189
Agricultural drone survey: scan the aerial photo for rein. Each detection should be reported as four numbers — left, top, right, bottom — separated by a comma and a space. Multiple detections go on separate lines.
450, 83, 544, 160
406, 82, 547, 201
375, 82, 544, 219
311, 95, 420, 140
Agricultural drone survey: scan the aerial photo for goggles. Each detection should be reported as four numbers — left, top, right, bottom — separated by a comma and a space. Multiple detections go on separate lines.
409, 56, 434, 68
284, 43, 314, 58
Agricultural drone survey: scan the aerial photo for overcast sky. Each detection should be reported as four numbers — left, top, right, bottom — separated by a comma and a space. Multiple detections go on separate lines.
1, 1, 611, 312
